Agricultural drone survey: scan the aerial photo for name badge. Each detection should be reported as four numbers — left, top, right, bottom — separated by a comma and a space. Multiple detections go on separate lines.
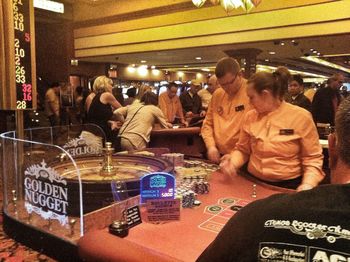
279, 129, 294, 135
235, 105, 245, 112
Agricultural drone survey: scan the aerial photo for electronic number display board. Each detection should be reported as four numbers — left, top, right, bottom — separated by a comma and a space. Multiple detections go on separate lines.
0, 0, 36, 110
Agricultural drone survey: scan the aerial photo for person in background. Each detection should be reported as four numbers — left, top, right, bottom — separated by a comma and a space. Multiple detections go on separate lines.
201, 57, 250, 163
198, 75, 219, 110
180, 79, 206, 118
124, 87, 137, 106
44, 82, 60, 126
312, 73, 345, 126
85, 76, 122, 142
159, 82, 187, 126
135, 84, 152, 103
114, 92, 172, 151
112, 86, 125, 106
73, 85, 84, 124
197, 98, 350, 261
285, 74, 311, 111
220, 68, 324, 191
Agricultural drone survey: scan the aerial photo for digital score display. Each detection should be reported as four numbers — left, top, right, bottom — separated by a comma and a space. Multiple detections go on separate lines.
13, 0, 33, 109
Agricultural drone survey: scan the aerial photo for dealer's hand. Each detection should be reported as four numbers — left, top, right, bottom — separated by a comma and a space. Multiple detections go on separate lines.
207, 146, 221, 164
219, 154, 237, 176
296, 183, 314, 192
200, 110, 206, 117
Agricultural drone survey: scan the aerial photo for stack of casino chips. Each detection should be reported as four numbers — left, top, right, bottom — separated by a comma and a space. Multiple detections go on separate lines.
161, 153, 184, 167
181, 176, 210, 194
175, 177, 210, 208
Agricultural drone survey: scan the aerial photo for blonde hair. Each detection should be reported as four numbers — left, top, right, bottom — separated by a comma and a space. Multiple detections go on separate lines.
136, 84, 151, 100
93, 76, 113, 94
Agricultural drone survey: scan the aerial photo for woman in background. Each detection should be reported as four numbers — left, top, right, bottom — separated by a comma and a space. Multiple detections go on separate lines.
86, 76, 122, 142
114, 92, 172, 151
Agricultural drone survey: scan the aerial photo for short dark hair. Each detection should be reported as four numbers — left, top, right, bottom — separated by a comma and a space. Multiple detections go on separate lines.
291, 74, 304, 86
50, 82, 60, 88
247, 67, 292, 99
215, 57, 241, 78
140, 91, 158, 106
335, 97, 350, 166
167, 82, 178, 89
126, 87, 137, 98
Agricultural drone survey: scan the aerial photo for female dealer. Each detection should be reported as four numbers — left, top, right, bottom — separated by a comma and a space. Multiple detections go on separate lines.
220, 68, 324, 191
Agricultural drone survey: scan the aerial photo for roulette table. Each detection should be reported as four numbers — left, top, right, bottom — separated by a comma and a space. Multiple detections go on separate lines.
78, 170, 294, 262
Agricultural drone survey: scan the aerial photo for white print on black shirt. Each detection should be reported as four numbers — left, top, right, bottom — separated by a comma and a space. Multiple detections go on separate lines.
264, 220, 350, 243
258, 243, 350, 262
258, 242, 306, 261
309, 247, 350, 261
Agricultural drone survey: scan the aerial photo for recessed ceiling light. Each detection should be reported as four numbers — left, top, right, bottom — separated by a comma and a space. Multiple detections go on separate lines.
195, 57, 202, 60
310, 48, 314, 51
151, 65, 156, 69
265, 59, 269, 62
141, 60, 147, 63
184, 65, 189, 68
280, 42, 285, 46
269, 51, 276, 55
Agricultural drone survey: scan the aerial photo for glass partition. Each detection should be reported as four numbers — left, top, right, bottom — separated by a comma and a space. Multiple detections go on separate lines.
0, 124, 107, 243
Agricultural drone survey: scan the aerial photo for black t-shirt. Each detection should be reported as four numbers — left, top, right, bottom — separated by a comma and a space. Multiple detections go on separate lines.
87, 93, 113, 141
197, 184, 350, 262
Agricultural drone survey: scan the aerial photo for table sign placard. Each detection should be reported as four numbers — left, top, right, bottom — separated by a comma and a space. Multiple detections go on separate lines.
146, 199, 181, 222
126, 205, 142, 229
140, 172, 175, 203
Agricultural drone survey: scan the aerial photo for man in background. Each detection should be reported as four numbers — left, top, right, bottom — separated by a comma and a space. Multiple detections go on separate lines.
201, 57, 250, 163
285, 74, 311, 111
180, 79, 206, 118
312, 73, 345, 125
159, 82, 187, 126
44, 82, 60, 126
198, 75, 219, 110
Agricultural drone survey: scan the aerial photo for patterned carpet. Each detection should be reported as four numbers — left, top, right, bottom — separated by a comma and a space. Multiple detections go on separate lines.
0, 184, 56, 262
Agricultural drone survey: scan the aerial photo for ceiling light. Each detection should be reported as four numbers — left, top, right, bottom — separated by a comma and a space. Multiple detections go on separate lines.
264, 59, 269, 62
201, 68, 210, 72
127, 66, 136, 73
195, 57, 202, 60
301, 56, 350, 74
137, 66, 148, 76
184, 65, 189, 68
192, 0, 262, 12
268, 51, 276, 55
317, 52, 321, 56
141, 60, 147, 63
256, 64, 328, 79
34, 0, 64, 13
152, 69, 160, 76
280, 42, 285, 46
312, 50, 318, 54
131, 64, 136, 67
151, 65, 156, 69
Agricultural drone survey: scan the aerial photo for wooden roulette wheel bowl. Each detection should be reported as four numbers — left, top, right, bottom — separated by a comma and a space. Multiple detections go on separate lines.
52, 154, 173, 215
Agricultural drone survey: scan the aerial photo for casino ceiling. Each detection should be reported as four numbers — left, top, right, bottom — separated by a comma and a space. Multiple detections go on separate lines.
53, 0, 350, 78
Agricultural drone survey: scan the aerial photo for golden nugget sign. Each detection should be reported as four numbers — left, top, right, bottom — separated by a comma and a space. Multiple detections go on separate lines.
24, 160, 68, 225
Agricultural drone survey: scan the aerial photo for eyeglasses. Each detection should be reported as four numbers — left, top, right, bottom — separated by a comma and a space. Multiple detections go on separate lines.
219, 73, 239, 88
